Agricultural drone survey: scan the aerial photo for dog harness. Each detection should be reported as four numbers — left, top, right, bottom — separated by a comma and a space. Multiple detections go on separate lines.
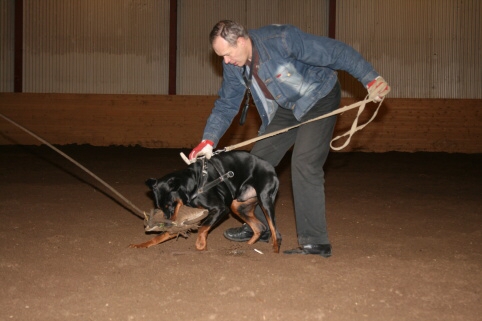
195, 157, 234, 198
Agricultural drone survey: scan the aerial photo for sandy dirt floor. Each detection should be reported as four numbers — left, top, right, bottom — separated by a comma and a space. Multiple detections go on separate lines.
0, 145, 480, 321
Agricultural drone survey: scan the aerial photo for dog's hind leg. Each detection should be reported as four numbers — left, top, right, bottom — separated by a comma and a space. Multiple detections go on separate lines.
231, 198, 267, 245
260, 205, 281, 253
129, 232, 177, 249
258, 192, 281, 253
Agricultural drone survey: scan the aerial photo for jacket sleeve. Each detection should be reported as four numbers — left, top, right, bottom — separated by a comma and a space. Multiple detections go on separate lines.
201, 62, 246, 147
284, 26, 379, 86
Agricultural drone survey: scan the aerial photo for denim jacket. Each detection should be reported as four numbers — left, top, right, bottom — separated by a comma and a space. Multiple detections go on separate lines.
202, 24, 379, 146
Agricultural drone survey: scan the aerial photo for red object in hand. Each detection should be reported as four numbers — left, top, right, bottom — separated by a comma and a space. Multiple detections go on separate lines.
189, 140, 214, 161
367, 76, 390, 102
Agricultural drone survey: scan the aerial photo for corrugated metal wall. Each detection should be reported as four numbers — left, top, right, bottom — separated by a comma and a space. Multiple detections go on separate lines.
23, 0, 170, 94
0, 0, 15, 92
337, 0, 481, 98
176, 0, 329, 95
0, 0, 480, 97
176, 0, 246, 96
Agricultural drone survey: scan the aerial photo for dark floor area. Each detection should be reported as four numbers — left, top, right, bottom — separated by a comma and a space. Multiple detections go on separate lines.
1, 145, 481, 321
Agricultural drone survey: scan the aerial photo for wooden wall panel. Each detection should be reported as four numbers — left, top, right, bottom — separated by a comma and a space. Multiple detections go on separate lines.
0, 94, 481, 153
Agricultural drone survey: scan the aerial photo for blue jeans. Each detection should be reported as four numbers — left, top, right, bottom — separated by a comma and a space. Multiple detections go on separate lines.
250, 81, 341, 245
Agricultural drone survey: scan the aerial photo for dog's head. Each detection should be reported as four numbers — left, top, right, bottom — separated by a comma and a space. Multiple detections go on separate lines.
143, 176, 185, 232
146, 176, 186, 220
144, 173, 202, 232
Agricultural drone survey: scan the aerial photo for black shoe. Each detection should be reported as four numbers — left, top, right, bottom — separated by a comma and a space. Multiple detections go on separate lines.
223, 223, 270, 243
283, 244, 332, 257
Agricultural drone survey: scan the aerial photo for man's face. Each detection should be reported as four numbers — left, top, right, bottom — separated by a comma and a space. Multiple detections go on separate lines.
212, 36, 251, 67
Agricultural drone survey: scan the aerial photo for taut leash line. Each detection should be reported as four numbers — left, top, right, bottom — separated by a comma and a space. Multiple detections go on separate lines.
225, 96, 383, 152
0, 112, 147, 220
180, 96, 385, 164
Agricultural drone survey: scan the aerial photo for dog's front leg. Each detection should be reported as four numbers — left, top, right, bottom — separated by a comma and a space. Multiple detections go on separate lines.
195, 225, 211, 251
129, 232, 177, 249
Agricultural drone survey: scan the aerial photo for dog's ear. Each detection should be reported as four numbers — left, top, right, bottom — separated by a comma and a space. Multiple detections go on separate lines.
166, 177, 180, 190
145, 178, 161, 208
145, 178, 157, 190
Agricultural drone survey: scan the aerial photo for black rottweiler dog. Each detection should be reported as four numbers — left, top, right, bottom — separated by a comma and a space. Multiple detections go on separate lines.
129, 151, 281, 253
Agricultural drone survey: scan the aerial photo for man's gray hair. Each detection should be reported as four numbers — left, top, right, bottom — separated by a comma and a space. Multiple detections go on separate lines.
209, 20, 248, 46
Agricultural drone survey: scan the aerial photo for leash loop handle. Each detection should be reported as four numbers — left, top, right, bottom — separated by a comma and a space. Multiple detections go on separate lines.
330, 96, 385, 150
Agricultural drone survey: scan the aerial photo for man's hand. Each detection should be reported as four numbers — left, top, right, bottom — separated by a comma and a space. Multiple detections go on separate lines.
189, 140, 214, 161
367, 76, 390, 102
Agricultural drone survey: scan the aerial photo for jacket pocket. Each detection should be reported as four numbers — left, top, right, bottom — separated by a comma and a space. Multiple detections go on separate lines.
275, 64, 305, 100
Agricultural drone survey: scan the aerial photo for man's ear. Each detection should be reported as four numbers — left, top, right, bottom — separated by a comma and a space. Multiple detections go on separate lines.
237, 36, 246, 47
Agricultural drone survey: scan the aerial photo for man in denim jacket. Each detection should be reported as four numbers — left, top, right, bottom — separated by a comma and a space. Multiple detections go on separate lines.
189, 20, 390, 257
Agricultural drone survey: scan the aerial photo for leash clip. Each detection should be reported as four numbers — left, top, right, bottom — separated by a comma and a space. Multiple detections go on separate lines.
213, 148, 226, 155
